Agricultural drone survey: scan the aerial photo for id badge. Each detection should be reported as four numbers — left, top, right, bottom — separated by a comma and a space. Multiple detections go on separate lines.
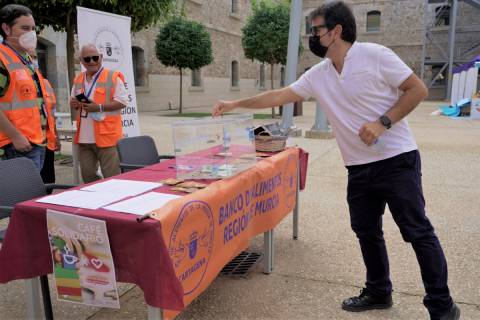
80, 108, 88, 118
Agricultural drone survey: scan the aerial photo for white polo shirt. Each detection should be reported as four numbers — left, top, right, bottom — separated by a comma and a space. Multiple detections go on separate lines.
290, 41, 418, 166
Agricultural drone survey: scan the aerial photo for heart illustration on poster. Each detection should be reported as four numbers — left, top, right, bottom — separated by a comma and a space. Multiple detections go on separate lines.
91, 258, 104, 270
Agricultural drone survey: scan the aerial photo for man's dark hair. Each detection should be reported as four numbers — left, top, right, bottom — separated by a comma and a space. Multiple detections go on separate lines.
0, 4, 33, 38
309, 1, 356, 43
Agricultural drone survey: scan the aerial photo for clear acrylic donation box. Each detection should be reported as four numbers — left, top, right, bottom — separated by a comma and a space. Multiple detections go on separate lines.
172, 114, 257, 179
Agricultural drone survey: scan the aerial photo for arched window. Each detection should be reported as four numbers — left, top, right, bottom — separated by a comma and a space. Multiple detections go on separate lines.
231, 0, 239, 14
366, 11, 381, 32
191, 69, 202, 87
231, 61, 239, 87
36, 40, 48, 78
259, 64, 266, 88
132, 46, 146, 86
435, 5, 450, 26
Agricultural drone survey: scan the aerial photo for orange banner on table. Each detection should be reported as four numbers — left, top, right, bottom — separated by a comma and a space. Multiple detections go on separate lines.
152, 148, 299, 319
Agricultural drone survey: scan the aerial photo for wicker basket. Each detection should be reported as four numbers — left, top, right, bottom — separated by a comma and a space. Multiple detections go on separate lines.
255, 132, 287, 152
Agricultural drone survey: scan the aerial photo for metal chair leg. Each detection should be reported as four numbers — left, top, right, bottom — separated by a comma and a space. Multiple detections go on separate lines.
148, 306, 164, 320
293, 158, 300, 240
40, 275, 54, 320
25, 278, 42, 320
263, 229, 274, 274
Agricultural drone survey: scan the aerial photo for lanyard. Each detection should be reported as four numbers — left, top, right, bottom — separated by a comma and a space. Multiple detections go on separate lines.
3, 41, 35, 73
83, 67, 104, 99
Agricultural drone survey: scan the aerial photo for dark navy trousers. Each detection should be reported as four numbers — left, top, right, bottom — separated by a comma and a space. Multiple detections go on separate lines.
3, 143, 45, 171
346, 150, 452, 319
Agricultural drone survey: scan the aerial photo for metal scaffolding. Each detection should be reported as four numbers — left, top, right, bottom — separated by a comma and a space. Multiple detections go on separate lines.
421, 0, 480, 100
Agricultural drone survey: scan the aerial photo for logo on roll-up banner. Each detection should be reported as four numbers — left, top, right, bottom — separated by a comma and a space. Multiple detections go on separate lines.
169, 201, 214, 295
105, 42, 112, 56
93, 27, 123, 68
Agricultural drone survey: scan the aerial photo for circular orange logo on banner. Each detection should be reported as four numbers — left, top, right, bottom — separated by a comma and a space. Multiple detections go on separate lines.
168, 200, 214, 295
282, 154, 297, 210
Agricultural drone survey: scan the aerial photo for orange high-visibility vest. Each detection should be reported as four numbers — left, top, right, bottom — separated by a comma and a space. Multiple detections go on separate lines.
73, 68, 124, 147
42, 79, 58, 151
0, 43, 53, 148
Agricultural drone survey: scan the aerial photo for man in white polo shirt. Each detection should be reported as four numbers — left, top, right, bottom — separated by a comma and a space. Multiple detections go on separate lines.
70, 44, 128, 183
211, 2, 459, 320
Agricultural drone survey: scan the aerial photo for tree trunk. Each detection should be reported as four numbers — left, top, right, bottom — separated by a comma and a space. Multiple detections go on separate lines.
270, 63, 275, 118
179, 68, 183, 114
66, 21, 76, 119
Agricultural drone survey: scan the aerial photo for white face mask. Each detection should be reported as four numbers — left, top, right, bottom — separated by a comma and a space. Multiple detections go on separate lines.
18, 31, 37, 51
32, 59, 38, 69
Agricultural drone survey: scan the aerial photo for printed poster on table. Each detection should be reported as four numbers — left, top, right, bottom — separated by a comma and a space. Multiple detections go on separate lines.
46, 210, 120, 308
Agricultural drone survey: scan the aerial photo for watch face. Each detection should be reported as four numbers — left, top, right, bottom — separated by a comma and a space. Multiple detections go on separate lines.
380, 116, 391, 128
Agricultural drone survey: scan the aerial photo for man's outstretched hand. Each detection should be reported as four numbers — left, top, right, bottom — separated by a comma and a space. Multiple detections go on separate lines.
212, 100, 236, 117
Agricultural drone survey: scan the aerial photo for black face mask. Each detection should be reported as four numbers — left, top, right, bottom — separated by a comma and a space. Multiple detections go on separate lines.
309, 31, 333, 58
309, 35, 327, 58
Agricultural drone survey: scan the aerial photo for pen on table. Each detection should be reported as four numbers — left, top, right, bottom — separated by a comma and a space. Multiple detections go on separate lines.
137, 212, 158, 223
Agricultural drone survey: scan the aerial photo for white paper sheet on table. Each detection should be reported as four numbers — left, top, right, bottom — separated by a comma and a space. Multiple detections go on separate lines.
80, 179, 162, 198
103, 192, 182, 215
36, 190, 129, 209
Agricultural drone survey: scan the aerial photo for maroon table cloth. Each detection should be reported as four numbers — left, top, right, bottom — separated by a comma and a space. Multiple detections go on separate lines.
0, 148, 308, 311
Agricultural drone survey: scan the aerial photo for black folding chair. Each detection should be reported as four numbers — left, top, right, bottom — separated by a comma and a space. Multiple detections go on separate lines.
0, 157, 76, 320
116, 135, 174, 173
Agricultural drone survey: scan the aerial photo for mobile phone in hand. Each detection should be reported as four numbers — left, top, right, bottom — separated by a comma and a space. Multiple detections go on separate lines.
75, 93, 90, 118
75, 93, 90, 103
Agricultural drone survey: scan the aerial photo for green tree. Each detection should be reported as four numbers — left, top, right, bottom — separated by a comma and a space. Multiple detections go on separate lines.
155, 16, 213, 114
0, 0, 175, 87
242, 0, 300, 117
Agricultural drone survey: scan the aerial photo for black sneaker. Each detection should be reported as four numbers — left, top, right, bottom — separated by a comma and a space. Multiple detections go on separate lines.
342, 288, 393, 312
438, 303, 460, 320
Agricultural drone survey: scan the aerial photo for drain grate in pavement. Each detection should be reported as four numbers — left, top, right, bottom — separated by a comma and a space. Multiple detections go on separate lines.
220, 251, 262, 277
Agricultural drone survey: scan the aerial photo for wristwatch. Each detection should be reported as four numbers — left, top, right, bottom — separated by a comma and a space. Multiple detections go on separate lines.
379, 115, 392, 129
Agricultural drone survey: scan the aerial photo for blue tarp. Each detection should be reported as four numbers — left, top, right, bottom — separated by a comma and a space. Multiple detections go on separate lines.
440, 98, 471, 117
453, 55, 480, 74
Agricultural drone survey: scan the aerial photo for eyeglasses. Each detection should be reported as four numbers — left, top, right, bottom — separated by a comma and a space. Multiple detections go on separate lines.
82, 56, 100, 63
310, 24, 328, 36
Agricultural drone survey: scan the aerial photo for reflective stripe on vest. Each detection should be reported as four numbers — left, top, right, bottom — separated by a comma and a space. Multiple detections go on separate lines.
0, 95, 37, 110
104, 69, 121, 116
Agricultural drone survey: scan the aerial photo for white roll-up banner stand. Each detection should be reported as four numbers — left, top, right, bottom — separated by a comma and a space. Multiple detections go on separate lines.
77, 6, 140, 137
